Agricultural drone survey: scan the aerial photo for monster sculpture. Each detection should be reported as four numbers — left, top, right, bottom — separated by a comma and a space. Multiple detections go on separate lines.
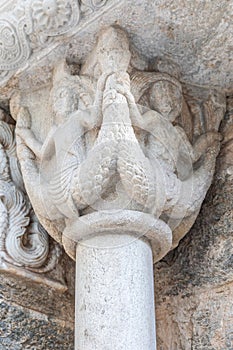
12, 26, 226, 262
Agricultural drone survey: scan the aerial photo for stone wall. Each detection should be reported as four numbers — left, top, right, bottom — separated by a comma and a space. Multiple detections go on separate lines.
1, 98, 232, 349
0, 255, 75, 350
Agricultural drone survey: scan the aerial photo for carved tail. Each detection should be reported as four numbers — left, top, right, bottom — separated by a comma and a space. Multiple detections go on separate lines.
72, 89, 159, 212
0, 198, 8, 252
167, 142, 221, 219
0, 181, 49, 268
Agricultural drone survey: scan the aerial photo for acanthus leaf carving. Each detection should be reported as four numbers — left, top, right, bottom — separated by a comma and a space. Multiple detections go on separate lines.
13, 26, 226, 262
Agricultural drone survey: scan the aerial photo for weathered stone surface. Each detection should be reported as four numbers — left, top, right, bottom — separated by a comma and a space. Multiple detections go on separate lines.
0, 259, 75, 323
0, 103, 77, 348
0, 254, 75, 349
13, 26, 224, 263
154, 96, 233, 349
0, 3, 232, 349
75, 234, 156, 350
156, 283, 233, 350
0, 0, 233, 97
0, 0, 117, 87
0, 301, 74, 350
10, 27, 226, 348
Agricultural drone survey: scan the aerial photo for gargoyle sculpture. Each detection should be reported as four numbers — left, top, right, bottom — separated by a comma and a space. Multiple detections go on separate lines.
12, 26, 226, 261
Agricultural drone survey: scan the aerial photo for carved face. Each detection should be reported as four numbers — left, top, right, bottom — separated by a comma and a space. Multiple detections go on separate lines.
52, 85, 79, 123
149, 80, 182, 122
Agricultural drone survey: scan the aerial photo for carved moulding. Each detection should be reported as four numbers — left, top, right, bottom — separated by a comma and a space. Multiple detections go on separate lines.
0, 110, 65, 290
0, 0, 113, 86
11, 26, 226, 263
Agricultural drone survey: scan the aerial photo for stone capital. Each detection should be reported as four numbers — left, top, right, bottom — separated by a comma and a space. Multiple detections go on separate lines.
10, 26, 226, 262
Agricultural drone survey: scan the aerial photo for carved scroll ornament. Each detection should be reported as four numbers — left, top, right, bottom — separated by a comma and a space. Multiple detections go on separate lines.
0, 0, 110, 84
0, 110, 61, 272
12, 26, 226, 262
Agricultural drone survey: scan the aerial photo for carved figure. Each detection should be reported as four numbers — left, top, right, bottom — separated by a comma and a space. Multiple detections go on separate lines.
13, 26, 225, 260
0, 111, 60, 272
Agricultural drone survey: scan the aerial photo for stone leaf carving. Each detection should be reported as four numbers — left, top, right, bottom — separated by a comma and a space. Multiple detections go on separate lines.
13, 26, 226, 262
0, 110, 61, 272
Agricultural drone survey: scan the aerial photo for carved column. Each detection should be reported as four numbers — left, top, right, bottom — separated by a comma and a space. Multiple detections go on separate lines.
75, 235, 156, 349
10, 26, 225, 348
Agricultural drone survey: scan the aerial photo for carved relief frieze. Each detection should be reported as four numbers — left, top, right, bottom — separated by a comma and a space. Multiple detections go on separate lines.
80, 0, 108, 14
0, 0, 112, 85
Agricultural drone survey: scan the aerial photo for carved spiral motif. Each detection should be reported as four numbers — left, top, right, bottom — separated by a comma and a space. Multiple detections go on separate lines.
0, 198, 8, 252
0, 19, 30, 70
81, 0, 108, 13
0, 0, 110, 84
0, 120, 52, 270
1, 182, 49, 268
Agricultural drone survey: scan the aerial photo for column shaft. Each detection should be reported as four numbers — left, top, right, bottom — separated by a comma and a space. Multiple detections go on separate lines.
75, 234, 156, 350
